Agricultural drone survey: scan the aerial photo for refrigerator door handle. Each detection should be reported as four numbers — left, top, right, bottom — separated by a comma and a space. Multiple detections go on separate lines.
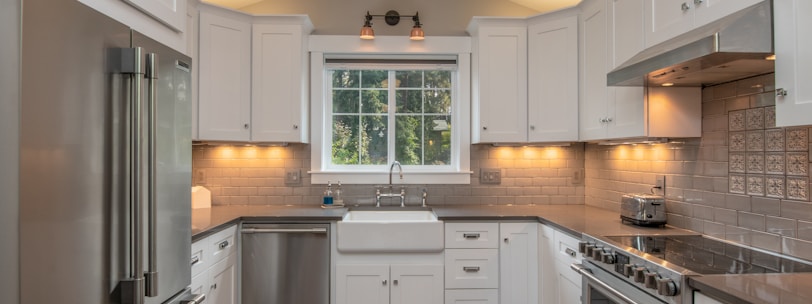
144, 52, 159, 298
111, 46, 146, 304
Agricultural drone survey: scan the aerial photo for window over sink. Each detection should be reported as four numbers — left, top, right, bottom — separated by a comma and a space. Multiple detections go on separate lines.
309, 36, 472, 184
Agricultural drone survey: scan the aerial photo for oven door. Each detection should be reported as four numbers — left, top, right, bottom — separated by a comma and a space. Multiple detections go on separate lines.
571, 263, 666, 304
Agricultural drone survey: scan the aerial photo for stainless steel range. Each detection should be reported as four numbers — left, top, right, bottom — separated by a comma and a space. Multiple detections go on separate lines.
572, 234, 812, 304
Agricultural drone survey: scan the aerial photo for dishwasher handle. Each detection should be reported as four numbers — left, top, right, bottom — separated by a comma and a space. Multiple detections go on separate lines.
241, 227, 328, 234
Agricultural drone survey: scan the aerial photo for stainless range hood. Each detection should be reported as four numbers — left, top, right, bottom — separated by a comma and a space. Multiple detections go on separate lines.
608, 1, 774, 87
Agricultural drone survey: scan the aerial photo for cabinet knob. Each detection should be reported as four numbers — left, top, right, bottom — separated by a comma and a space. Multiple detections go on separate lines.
776, 88, 788, 97
393, 279, 398, 286
693, 0, 703, 5
244, 123, 250, 129
211, 283, 217, 290
530, 125, 535, 130
681, 2, 690, 11
483, 126, 488, 130
293, 124, 299, 129
606, 117, 613, 123
382, 280, 387, 286
504, 237, 509, 243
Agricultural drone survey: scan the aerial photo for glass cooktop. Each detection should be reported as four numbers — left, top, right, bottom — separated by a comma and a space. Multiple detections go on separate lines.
605, 235, 812, 275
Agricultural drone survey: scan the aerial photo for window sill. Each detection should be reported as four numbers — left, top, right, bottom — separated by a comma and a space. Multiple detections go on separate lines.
309, 171, 472, 185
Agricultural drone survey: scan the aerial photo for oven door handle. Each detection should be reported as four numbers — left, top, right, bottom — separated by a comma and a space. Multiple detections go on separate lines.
571, 263, 643, 304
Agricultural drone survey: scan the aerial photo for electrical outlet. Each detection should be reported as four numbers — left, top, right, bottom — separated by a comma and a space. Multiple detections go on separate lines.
285, 169, 301, 185
572, 168, 584, 185
194, 169, 206, 185
480, 168, 501, 185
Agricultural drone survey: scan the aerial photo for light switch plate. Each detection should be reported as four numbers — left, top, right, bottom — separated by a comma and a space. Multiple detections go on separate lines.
654, 175, 666, 195
285, 169, 301, 185
194, 169, 206, 185
480, 168, 501, 184
572, 168, 584, 185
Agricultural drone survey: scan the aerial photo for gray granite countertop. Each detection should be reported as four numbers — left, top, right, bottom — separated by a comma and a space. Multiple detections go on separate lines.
192, 204, 812, 303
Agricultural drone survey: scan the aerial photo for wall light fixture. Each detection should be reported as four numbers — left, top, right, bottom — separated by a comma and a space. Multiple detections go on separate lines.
360, 10, 424, 41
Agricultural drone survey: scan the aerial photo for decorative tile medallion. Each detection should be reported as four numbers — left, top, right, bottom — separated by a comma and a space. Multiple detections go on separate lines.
729, 110, 746, 132
765, 153, 786, 175
730, 174, 746, 194
765, 106, 776, 128
746, 131, 765, 152
765, 129, 786, 151
786, 128, 810, 151
747, 175, 765, 196
766, 176, 786, 199
729, 152, 746, 173
730, 132, 746, 152
787, 152, 809, 176
747, 153, 765, 174
746, 107, 765, 130
787, 177, 810, 201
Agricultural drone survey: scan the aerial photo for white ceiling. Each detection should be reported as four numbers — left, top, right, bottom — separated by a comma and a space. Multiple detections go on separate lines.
203, 0, 581, 14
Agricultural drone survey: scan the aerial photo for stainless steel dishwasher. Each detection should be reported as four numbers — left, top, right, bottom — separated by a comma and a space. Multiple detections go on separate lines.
241, 223, 330, 304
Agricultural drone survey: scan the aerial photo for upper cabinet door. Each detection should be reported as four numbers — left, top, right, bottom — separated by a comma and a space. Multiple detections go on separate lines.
123, 0, 186, 32
693, 0, 763, 28
609, 0, 645, 68
251, 22, 311, 143
579, 0, 609, 141
198, 9, 252, 141
470, 23, 528, 143
775, 0, 812, 127
644, 0, 694, 47
527, 15, 579, 143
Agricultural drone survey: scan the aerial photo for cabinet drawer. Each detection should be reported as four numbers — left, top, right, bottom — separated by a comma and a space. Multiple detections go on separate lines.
190, 240, 207, 278
209, 225, 237, 263
444, 249, 499, 289
445, 222, 499, 249
445, 289, 498, 304
553, 230, 581, 264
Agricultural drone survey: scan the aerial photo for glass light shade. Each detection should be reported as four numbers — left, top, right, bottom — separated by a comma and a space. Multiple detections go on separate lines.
409, 26, 424, 41
360, 25, 375, 40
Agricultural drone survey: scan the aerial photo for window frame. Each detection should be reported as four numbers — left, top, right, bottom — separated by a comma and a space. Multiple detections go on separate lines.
309, 36, 472, 184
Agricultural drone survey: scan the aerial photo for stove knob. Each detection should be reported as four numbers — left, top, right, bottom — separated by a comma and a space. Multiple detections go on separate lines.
645, 272, 661, 289
623, 264, 636, 278
578, 242, 591, 254
592, 247, 605, 260
600, 251, 616, 264
633, 267, 648, 283
584, 244, 596, 256
657, 278, 679, 296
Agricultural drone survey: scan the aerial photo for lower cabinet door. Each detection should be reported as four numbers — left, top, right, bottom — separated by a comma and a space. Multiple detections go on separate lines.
208, 253, 237, 304
190, 269, 210, 300
445, 289, 498, 304
336, 264, 390, 304
390, 264, 444, 304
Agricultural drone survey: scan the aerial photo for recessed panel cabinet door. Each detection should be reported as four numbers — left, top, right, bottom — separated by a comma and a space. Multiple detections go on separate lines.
198, 10, 251, 141
500, 222, 539, 304
775, 0, 812, 127
208, 254, 238, 304
579, 0, 609, 141
336, 264, 389, 304
123, 0, 186, 31
390, 265, 444, 304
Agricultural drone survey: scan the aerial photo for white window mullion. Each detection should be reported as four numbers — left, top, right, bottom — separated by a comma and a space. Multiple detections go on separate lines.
387, 71, 397, 165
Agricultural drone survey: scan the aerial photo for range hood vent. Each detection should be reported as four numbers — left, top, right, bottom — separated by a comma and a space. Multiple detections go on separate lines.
608, 1, 774, 87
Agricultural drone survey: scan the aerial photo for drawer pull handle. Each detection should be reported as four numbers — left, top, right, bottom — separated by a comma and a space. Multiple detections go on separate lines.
463, 233, 481, 239
218, 240, 229, 249
566, 248, 577, 257
463, 266, 481, 272
190, 256, 200, 266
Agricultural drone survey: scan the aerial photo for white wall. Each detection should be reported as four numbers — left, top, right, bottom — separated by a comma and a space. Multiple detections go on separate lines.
0, 0, 20, 303
238, 0, 540, 35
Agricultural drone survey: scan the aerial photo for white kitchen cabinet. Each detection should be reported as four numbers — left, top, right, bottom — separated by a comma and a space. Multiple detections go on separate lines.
774, 0, 812, 127
251, 18, 312, 143
336, 264, 443, 304
500, 222, 539, 304
208, 253, 238, 304
122, 0, 186, 32
190, 224, 238, 304
644, 0, 763, 48
445, 289, 498, 304
539, 224, 582, 304
197, 5, 252, 141
609, 0, 645, 68
445, 249, 499, 289
580, 0, 702, 141
527, 13, 579, 142
468, 18, 528, 143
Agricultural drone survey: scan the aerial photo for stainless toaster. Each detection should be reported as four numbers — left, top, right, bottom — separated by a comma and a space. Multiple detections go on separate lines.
620, 193, 666, 226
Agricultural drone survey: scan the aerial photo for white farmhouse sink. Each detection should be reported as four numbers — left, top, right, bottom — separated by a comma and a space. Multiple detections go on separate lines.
337, 209, 444, 253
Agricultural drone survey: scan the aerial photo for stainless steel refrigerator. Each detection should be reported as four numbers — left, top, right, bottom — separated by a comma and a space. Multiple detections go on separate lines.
20, 0, 197, 303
